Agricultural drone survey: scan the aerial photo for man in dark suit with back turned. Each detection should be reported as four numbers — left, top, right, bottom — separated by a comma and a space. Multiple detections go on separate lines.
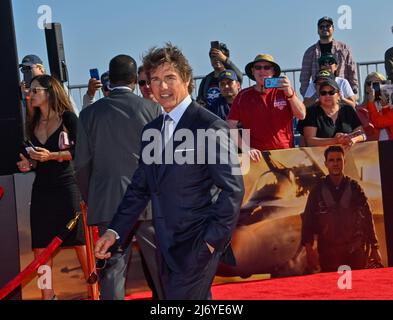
74, 55, 162, 299
95, 44, 244, 300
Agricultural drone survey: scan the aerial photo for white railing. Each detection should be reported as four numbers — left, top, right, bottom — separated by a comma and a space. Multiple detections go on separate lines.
68, 60, 385, 112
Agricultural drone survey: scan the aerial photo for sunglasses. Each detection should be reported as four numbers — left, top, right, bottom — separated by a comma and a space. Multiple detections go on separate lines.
253, 65, 273, 71
29, 87, 47, 94
319, 60, 336, 66
319, 90, 337, 96
138, 80, 148, 87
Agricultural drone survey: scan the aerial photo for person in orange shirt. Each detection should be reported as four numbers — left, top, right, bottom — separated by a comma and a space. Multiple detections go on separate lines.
365, 74, 393, 141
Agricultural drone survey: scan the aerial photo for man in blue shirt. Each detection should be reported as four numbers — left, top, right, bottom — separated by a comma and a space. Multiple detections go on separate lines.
207, 69, 240, 120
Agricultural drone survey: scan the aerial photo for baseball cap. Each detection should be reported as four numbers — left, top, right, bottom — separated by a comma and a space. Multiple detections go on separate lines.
19, 54, 43, 67
218, 69, 238, 82
318, 78, 340, 91
314, 70, 335, 83
318, 16, 334, 26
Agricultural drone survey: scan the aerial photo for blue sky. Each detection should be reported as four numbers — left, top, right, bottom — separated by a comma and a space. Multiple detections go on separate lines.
12, 0, 393, 86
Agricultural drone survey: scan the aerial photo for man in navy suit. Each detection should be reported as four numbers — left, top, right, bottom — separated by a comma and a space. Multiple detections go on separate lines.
95, 43, 244, 300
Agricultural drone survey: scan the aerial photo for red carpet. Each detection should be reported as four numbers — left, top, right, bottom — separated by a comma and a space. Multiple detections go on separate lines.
126, 268, 393, 300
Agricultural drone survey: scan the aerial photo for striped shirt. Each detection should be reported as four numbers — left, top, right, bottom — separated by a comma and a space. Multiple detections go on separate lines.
299, 39, 358, 97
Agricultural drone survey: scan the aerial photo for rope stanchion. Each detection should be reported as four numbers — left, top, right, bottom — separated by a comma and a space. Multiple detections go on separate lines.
0, 213, 81, 300
80, 201, 100, 300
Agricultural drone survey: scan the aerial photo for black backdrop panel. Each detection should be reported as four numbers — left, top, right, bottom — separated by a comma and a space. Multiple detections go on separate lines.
0, 0, 24, 175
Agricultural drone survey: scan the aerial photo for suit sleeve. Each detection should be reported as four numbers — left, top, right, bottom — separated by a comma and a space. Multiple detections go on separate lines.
74, 112, 92, 203
109, 153, 151, 242
203, 120, 245, 251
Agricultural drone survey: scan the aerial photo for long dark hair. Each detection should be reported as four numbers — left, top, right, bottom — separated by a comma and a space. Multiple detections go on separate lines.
27, 75, 74, 138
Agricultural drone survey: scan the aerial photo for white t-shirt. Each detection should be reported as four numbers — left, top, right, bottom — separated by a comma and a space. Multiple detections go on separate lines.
304, 76, 355, 99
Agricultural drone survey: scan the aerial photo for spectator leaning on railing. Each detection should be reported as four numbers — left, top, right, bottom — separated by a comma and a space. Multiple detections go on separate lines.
300, 78, 365, 148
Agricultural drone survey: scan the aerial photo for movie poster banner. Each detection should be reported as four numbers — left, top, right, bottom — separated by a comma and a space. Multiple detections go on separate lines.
217, 141, 389, 279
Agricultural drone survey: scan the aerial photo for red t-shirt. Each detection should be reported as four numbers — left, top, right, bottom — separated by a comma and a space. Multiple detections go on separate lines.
227, 86, 294, 151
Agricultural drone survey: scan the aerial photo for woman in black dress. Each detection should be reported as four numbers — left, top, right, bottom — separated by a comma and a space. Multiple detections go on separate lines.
17, 75, 88, 300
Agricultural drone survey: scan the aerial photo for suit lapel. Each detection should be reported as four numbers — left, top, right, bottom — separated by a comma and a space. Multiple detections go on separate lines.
157, 102, 199, 183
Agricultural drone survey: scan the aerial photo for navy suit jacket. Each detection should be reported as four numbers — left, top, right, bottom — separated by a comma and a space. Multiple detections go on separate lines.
109, 101, 244, 272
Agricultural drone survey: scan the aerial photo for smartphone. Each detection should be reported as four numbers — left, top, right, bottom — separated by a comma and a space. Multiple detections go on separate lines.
210, 41, 220, 49
372, 82, 381, 101
89, 68, 100, 80
22, 69, 33, 88
264, 77, 285, 89
24, 140, 38, 154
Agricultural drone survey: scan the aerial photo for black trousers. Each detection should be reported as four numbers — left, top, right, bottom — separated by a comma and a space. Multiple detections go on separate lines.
160, 248, 221, 300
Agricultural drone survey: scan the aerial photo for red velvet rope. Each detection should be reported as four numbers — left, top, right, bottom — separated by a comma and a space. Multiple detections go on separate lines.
0, 236, 62, 300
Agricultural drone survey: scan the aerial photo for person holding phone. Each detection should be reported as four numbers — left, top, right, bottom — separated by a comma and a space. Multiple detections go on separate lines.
365, 75, 393, 141
227, 54, 306, 162
196, 41, 243, 108
356, 72, 390, 141
81, 70, 110, 109
16, 74, 88, 300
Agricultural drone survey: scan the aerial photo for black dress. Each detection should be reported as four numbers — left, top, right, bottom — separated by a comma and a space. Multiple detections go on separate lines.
30, 111, 85, 249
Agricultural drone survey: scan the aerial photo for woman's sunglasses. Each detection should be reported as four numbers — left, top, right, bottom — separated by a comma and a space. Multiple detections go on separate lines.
138, 80, 148, 87
319, 90, 337, 96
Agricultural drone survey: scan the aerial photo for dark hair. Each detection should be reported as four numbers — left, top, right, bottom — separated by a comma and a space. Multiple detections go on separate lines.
142, 42, 194, 94
109, 54, 137, 85
137, 65, 144, 75
324, 145, 344, 160
27, 75, 74, 138
209, 42, 230, 58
